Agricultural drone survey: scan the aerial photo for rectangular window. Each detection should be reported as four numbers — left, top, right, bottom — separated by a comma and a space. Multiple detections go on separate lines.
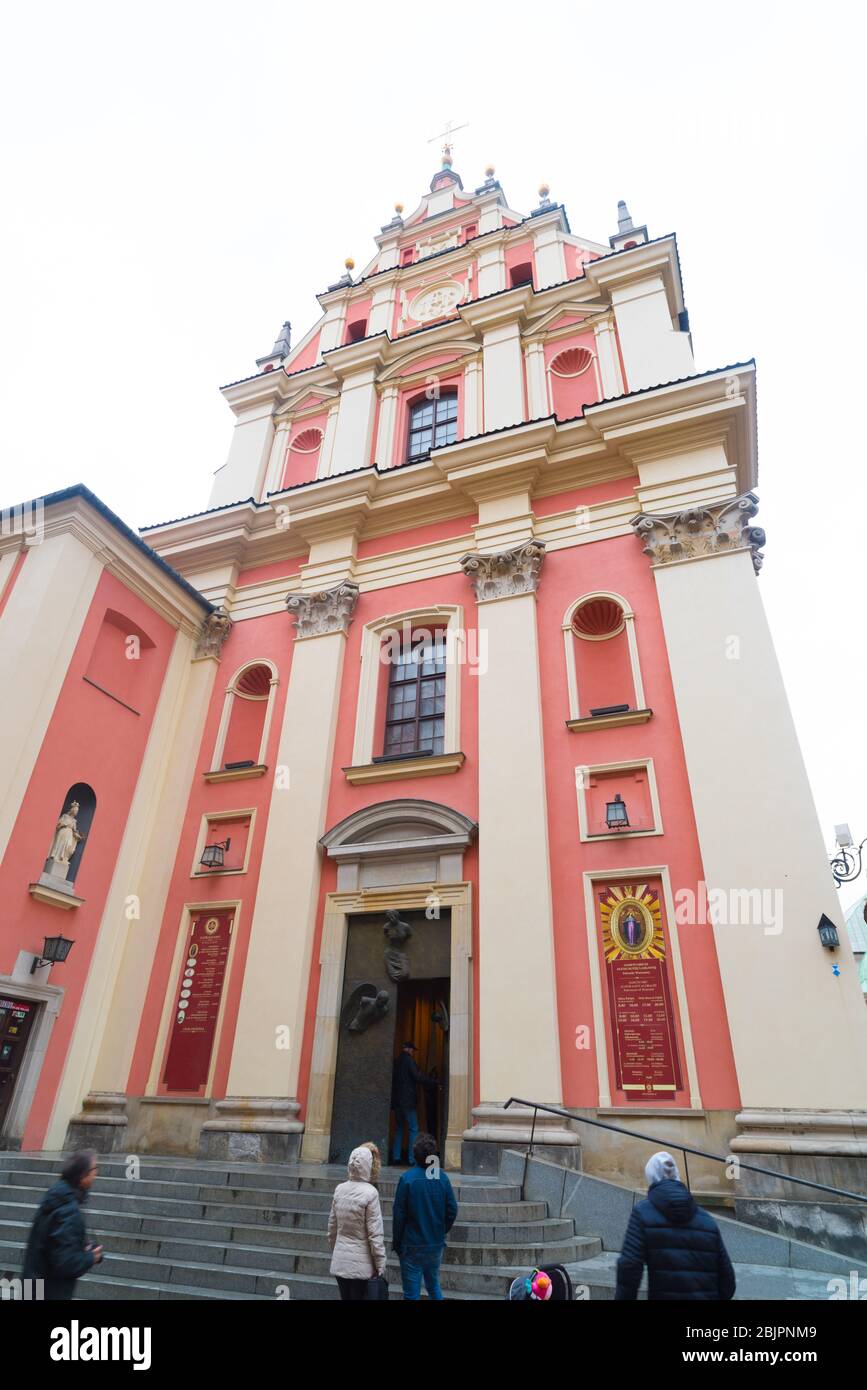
382, 635, 447, 757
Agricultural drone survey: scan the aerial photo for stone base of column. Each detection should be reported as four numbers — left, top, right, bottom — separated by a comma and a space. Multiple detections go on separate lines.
197, 1098, 304, 1163
460, 1103, 581, 1176
65, 1092, 129, 1154
730, 1108, 867, 1198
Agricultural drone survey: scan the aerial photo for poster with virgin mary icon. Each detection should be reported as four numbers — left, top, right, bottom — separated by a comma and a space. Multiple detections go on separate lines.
597, 883, 683, 1098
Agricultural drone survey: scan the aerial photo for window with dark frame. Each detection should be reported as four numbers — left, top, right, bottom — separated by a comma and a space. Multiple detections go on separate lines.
406, 391, 458, 461
382, 634, 447, 757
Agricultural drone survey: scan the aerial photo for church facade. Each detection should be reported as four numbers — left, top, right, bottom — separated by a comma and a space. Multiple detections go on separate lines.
1, 156, 864, 1185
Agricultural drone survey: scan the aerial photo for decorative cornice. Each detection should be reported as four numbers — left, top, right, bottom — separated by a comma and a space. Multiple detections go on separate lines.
631, 491, 765, 574
286, 579, 360, 638
194, 608, 234, 659
460, 539, 546, 602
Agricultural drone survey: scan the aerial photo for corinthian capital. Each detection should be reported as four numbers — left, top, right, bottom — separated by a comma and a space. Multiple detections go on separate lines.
194, 608, 234, 660
286, 580, 360, 638
460, 539, 546, 602
631, 492, 766, 575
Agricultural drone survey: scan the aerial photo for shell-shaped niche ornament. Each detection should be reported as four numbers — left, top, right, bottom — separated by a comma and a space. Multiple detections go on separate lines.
289, 427, 323, 453
550, 346, 594, 377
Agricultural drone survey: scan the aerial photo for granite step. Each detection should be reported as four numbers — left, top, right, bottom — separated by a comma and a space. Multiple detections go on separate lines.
0, 1165, 520, 1205
0, 1154, 516, 1200
0, 1241, 589, 1300
0, 1225, 598, 1284
0, 1204, 572, 1248
0, 1180, 548, 1229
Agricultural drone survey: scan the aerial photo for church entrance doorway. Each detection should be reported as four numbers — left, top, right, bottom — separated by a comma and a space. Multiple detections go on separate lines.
328, 908, 451, 1166
391, 978, 450, 1162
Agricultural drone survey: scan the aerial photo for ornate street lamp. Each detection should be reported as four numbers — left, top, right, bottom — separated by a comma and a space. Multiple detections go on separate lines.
31, 934, 75, 974
200, 837, 231, 870
829, 824, 867, 887
605, 794, 630, 831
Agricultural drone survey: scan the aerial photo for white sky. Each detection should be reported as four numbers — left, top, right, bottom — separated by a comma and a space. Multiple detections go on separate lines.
1, 1, 865, 910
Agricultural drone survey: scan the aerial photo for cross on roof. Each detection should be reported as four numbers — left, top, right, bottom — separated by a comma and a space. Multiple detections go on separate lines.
427, 119, 469, 162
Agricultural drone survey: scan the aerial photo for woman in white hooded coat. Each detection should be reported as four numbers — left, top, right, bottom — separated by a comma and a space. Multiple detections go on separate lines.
328, 1144, 388, 1299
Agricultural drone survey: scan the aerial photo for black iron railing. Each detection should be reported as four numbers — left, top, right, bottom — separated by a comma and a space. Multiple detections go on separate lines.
504, 1097, 867, 1205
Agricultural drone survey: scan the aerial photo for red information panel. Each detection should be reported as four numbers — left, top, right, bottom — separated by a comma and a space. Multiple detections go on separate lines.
597, 884, 683, 1099
162, 910, 233, 1093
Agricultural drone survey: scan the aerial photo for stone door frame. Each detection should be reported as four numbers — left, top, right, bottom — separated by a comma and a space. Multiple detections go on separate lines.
301, 881, 473, 1168
0, 971, 64, 1147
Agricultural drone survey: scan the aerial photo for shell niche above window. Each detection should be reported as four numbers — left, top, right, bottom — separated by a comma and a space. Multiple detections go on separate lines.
572, 597, 625, 640
235, 663, 272, 698
550, 346, 594, 377
289, 427, 323, 453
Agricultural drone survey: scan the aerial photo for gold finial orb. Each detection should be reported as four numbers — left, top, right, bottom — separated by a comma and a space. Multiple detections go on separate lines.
394, 202, 404, 214
538, 182, 550, 198
344, 257, 355, 271
485, 165, 495, 178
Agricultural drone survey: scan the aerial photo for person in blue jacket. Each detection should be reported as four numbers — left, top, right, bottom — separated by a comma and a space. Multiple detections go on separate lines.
391, 1132, 458, 1300
22, 1150, 103, 1299
615, 1151, 736, 1301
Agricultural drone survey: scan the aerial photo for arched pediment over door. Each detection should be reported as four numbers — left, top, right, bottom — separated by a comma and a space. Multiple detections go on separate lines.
319, 798, 478, 892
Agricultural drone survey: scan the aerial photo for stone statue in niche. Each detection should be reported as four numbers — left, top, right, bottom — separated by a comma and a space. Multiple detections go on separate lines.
47, 801, 85, 879
346, 988, 390, 1034
383, 908, 412, 982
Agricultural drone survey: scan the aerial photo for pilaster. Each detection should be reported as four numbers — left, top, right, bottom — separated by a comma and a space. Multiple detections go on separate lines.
459, 539, 562, 1113
631, 499, 867, 1111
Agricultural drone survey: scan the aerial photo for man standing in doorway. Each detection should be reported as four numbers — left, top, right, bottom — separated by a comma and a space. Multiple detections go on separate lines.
391, 1041, 436, 1165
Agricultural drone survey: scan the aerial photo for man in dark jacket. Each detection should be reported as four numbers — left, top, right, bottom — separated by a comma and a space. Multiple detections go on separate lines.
392, 1132, 458, 1300
391, 1041, 436, 1165
22, 1150, 103, 1299
615, 1151, 736, 1301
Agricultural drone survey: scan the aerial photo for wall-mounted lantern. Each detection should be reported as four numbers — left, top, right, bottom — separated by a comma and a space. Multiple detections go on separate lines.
605, 794, 630, 831
817, 914, 840, 951
31, 934, 75, 974
830, 823, 867, 887
200, 838, 231, 870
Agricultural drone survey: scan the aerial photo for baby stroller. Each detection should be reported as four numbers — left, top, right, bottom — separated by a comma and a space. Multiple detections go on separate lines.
507, 1264, 574, 1301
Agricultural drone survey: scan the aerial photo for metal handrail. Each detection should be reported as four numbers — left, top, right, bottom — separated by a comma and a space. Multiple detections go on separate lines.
504, 1097, 867, 1205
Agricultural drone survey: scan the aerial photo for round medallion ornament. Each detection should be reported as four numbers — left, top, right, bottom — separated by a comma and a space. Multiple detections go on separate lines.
409, 281, 463, 323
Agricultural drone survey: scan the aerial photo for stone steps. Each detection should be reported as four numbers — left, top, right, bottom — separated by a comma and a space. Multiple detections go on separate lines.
0, 1153, 592, 1301
0, 1200, 573, 1247
0, 1178, 547, 1223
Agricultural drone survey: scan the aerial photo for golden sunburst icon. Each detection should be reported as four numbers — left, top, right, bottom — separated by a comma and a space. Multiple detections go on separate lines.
599, 884, 665, 961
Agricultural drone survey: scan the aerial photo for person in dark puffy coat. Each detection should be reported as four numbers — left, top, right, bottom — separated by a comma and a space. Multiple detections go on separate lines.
22, 1150, 103, 1299
615, 1151, 736, 1301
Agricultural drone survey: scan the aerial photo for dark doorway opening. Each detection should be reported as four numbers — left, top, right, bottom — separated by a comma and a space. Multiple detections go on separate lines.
0, 996, 37, 1139
328, 908, 451, 1166
391, 978, 450, 1161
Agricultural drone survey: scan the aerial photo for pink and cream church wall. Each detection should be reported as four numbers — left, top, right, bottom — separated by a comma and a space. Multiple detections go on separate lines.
0, 496, 211, 1152
116, 606, 294, 1154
